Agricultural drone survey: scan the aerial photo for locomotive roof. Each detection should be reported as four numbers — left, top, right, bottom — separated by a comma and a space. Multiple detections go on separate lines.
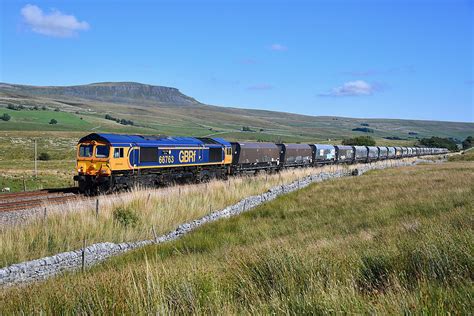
78, 133, 230, 147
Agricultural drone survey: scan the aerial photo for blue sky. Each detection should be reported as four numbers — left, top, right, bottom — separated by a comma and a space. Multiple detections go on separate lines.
1, 0, 473, 122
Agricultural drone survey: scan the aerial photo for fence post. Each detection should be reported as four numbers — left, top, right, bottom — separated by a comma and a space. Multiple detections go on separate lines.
23, 177, 26, 192
95, 199, 99, 219
152, 225, 158, 243
81, 238, 86, 273
146, 193, 151, 204
43, 207, 47, 220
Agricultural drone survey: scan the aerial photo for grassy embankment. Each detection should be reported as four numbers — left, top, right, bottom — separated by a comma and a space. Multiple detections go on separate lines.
448, 148, 474, 162
1, 164, 350, 267
1, 160, 472, 314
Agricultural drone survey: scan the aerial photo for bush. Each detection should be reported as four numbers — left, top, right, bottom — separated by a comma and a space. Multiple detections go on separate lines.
49, 119, 58, 125
113, 206, 140, 228
352, 127, 374, 133
361, 123, 370, 126
54, 108, 60, 112
38, 152, 51, 161
462, 136, 473, 150
120, 119, 134, 126
419, 137, 458, 151
0, 113, 11, 121
342, 136, 376, 146
242, 126, 253, 132
41, 105, 47, 110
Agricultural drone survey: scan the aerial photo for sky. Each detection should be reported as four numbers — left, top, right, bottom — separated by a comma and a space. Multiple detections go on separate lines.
1, 0, 473, 122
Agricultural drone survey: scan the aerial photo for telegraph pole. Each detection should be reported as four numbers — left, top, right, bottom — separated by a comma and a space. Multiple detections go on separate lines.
34, 139, 37, 178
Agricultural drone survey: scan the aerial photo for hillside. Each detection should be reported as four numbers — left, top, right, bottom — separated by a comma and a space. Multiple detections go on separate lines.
0, 82, 472, 143
1, 161, 472, 313
0, 82, 199, 105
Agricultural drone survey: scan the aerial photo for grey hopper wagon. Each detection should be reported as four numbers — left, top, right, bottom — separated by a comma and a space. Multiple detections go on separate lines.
394, 146, 403, 158
353, 146, 368, 163
277, 143, 313, 167
335, 145, 354, 163
387, 147, 396, 159
367, 146, 379, 162
401, 147, 409, 158
378, 146, 389, 160
310, 144, 336, 165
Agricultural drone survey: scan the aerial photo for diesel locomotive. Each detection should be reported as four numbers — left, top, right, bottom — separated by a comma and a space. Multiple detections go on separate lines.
74, 133, 448, 194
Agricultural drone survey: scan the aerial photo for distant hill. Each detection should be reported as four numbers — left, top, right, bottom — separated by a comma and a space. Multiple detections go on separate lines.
0, 82, 199, 105
0, 81, 472, 143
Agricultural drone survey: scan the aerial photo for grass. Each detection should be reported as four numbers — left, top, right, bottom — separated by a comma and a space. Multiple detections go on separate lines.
0, 160, 472, 314
1, 164, 348, 267
448, 148, 474, 161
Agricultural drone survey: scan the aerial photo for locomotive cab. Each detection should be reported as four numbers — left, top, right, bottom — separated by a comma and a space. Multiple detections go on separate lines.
75, 140, 113, 194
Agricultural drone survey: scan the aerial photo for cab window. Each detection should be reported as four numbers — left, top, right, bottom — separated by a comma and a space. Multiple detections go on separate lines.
114, 148, 124, 158
96, 145, 110, 158
79, 144, 93, 157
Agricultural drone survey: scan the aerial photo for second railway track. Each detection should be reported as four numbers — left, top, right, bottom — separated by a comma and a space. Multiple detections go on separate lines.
0, 189, 79, 213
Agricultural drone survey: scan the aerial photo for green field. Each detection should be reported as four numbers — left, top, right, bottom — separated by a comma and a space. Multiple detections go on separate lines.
1, 161, 472, 314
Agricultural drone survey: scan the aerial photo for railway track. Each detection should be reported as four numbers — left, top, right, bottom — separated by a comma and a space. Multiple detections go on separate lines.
0, 188, 79, 213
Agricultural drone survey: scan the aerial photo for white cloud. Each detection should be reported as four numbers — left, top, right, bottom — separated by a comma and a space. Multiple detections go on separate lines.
270, 44, 287, 51
319, 80, 377, 97
21, 4, 90, 38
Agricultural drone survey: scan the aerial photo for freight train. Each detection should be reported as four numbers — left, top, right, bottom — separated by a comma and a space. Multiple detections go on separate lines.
74, 133, 448, 194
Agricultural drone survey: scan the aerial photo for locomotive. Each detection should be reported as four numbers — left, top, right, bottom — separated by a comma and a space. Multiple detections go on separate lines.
74, 133, 448, 194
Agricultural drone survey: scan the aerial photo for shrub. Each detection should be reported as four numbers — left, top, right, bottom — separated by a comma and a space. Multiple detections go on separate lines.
419, 137, 458, 151
38, 152, 51, 161
120, 119, 134, 126
0, 113, 11, 121
41, 105, 47, 110
352, 127, 374, 133
342, 136, 376, 146
113, 206, 140, 228
54, 108, 60, 112
361, 123, 370, 126
462, 136, 473, 150
49, 119, 58, 125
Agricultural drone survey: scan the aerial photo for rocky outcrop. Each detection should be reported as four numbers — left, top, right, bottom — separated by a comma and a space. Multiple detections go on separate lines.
0, 82, 199, 105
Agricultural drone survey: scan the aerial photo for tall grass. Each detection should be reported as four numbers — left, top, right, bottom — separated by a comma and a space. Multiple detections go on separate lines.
0, 161, 472, 314
1, 162, 367, 266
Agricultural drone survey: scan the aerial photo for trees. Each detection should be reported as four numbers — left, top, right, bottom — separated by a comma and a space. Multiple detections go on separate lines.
419, 137, 458, 151
342, 136, 376, 146
352, 127, 374, 133
0, 113, 11, 121
49, 119, 58, 125
462, 136, 473, 150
